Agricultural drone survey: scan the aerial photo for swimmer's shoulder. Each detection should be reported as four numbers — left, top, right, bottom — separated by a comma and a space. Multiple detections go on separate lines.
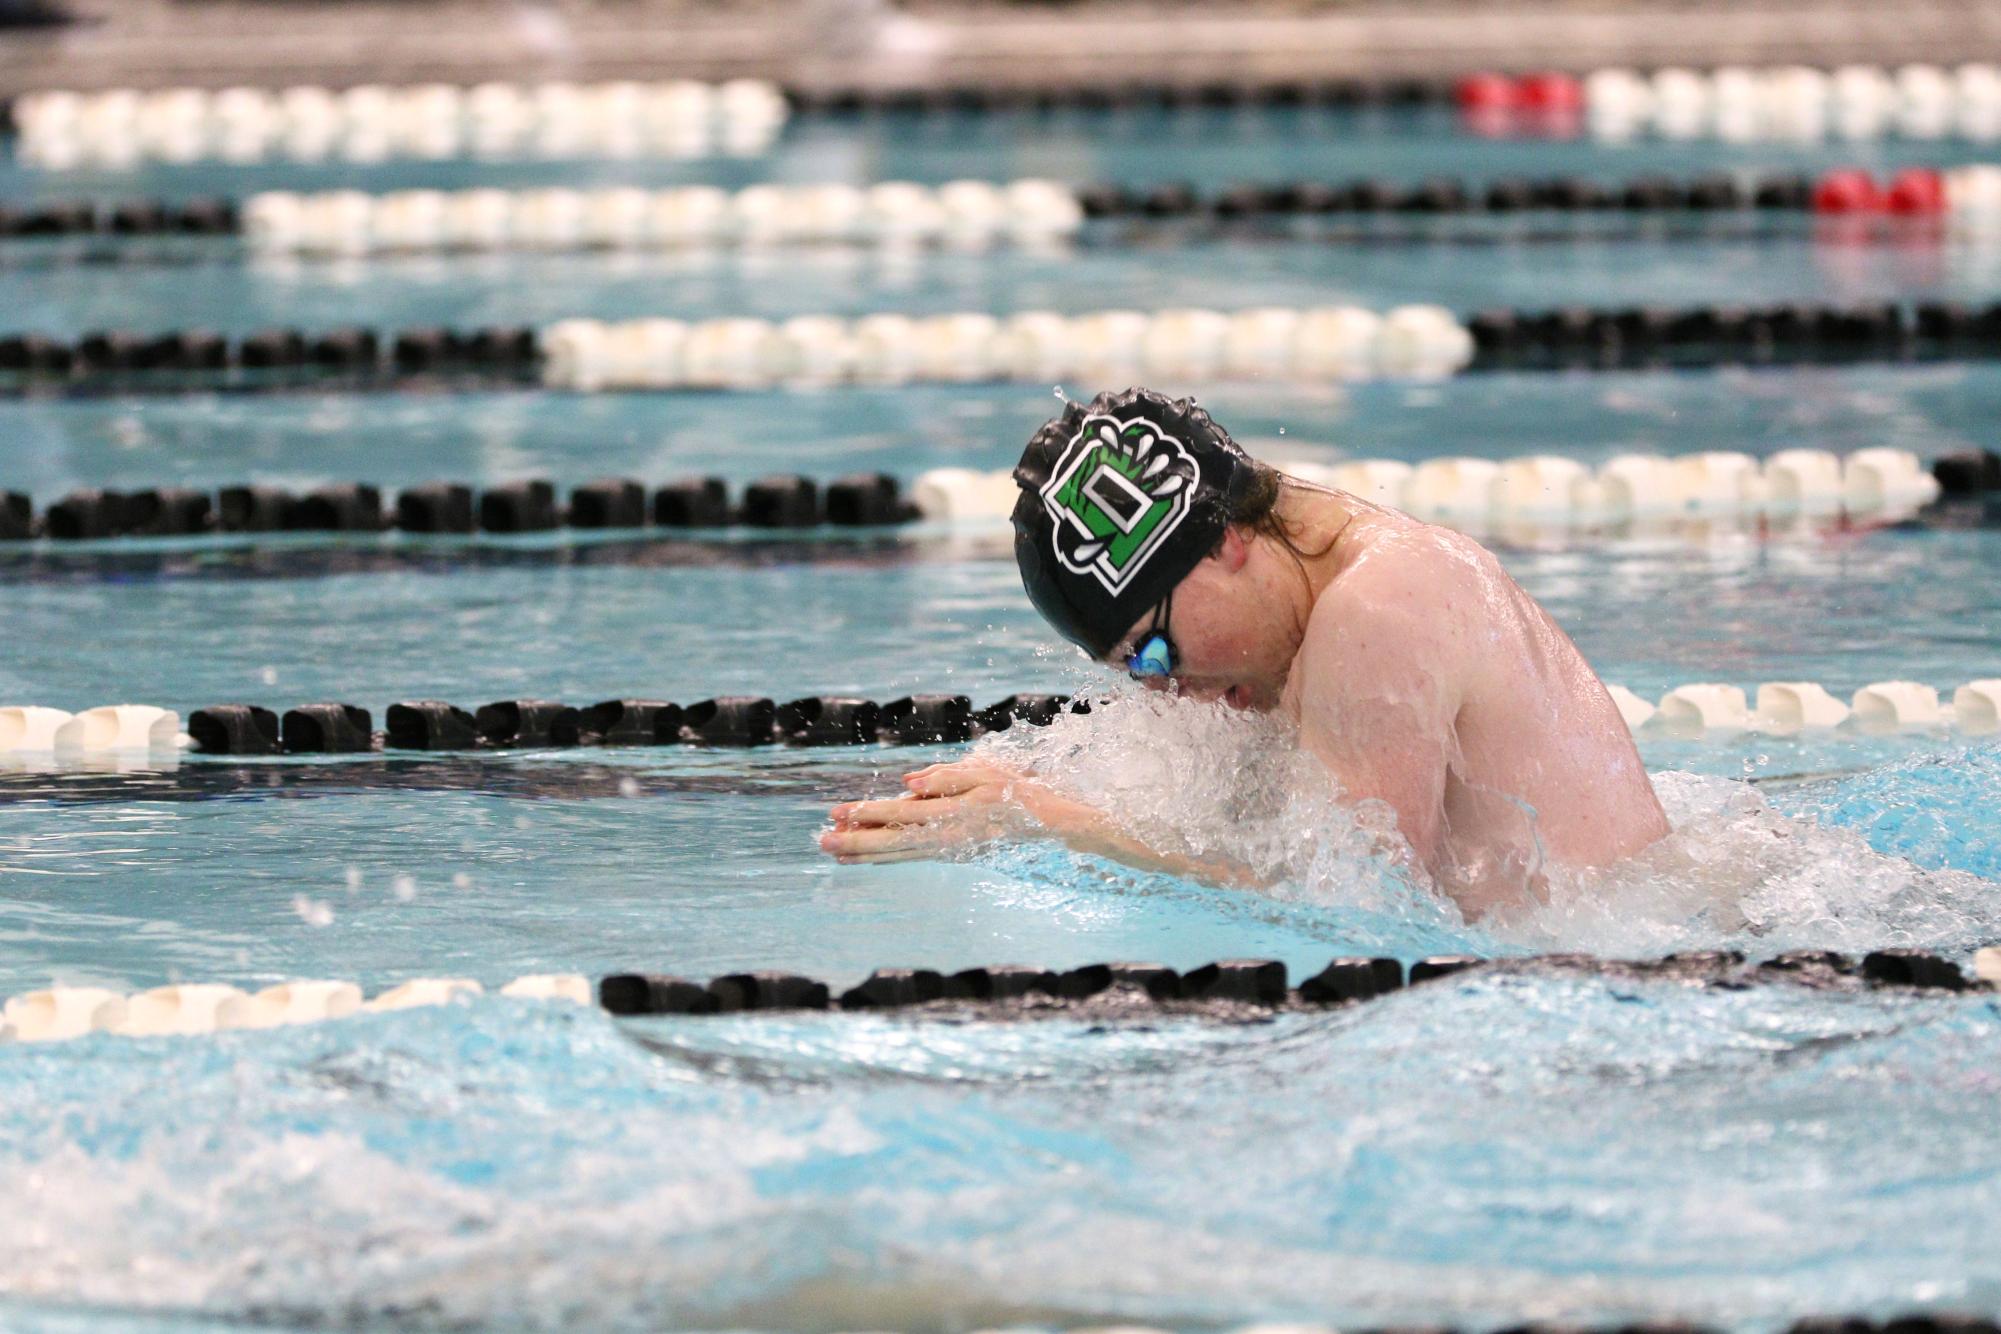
1295, 521, 1488, 687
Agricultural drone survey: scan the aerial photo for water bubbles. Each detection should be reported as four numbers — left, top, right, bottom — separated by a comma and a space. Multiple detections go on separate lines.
342, 866, 362, 892
391, 875, 416, 903
451, 872, 472, 891
258, 665, 279, 686
291, 895, 333, 928
618, 776, 642, 798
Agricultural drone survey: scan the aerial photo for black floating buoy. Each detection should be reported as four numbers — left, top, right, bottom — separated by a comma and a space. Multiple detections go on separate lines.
395, 482, 475, 534
599, 973, 717, 1016
825, 473, 912, 526
44, 489, 130, 540
464, 326, 537, 366
1757, 949, 1855, 976
776, 696, 880, 746
288, 483, 383, 532
566, 477, 648, 529
652, 477, 732, 528
839, 967, 946, 1009
218, 485, 294, 533
106, 200, 164, 235
385, 700, 480, 751
236, 328, 306, 370
0, 491, 31, 541
1409, 955, 1484, 984
280, 703, 374, 753
1685, 173, 1744, 210
475, 699, 580, 748
1054, 963, 1113, 999
706, 971, 830, 1012
1074, 184, 1134, 219
1753, 174, 1815, 210
1182, 958, 1287, 1005
1861, 949, 1968, 991
1297, 956, 1404, 1004
173, 198, 238, 234
943, 964, 1057, 1001
680, 696, 778, 746
188, 704, 281, 755
125, 487, 214, 536
1482, 178, 1537, 212
739, 475, 821, 528
76, 330, 153, 374
1139, 182, 1199, 217
577, 698, 682, 745
19, 200, 94, 236
976, 693, 1067, 732
310, 327, 379, 370
1054, 961, 1181, 1001
1468, 309, 1523, 360
154, 330, 229, 372
1397, 177, 1468, 213
392, 327, 463, 373
0, 334, 75, 374
1932, 450, 2001, 496
878, 694, 973, 744
478, 479, 558, 533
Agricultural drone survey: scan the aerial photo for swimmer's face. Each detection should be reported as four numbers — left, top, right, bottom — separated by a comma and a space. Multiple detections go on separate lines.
1100, 527, 1299, 711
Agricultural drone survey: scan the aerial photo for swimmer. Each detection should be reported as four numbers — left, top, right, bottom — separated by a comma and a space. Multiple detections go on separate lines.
821, 387, 1669, 917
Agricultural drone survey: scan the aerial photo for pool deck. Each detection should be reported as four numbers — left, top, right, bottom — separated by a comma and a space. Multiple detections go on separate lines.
4, 0, 2000, 99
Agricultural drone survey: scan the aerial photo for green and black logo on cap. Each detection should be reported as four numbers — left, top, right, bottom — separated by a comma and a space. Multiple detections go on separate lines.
1038, 414, 1196, 595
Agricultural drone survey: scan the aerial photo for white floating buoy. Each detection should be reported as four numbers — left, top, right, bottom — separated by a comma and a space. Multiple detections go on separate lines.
648, 185, 730, 246
581, 187, 652, 249
1375, 304, 1473, 378
865, 181, 946, 243
120, 984, 253, 1036
1650, 68, 1711, 138
1754, 682, 1852, 732
1831, 65, 1897, 139
540, 318, 609, 391
1895, 64, 1956, 139
681, 318, 777, 389
1851, 680, 1943, 730
1605, 684, 1657, 730
1404, 457, 1500, 524
1953, 680, 2001, 734
793, 183, 865, 243
366, 978, 483, 1011
1596, 454, 1681, 520
1222, 308, 1302, 380
243, 191, 306, 250
769, 315, 854, 383
1671, 450, 1762, 514
1326, 459, 1413, 509
514, 187, 587, 249
1070, 310, 1151, 380
602, 318, 690, 390
1975, 946, 2001, 985
3, 987, 127, 1042
53, 705, 179, 753
1584, 68, 1653, 138
1658, 683, 1751, 732
0, 706, 75, 752
371, 190, 448, 251
1490, 455, 1588, 521
1004, 178, 1085, 240
729, 183, 796, 246
1763, 448, 1846, 515
1140, 308, 1231, 381
244, 980, 365, 1028
1292, 306, 1382, 380
850, 314, 922, 384
938, 179, 1008, 245
996, 311, 1077, 382
917, 313, 1003, 383
443, 188, 513, 250
1843, 447, 1937, 512
501, 974, 593, 1004
911, 468, 1017, 522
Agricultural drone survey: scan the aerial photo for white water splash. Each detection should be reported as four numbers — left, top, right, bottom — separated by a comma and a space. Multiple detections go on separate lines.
977, 691, 2001, 957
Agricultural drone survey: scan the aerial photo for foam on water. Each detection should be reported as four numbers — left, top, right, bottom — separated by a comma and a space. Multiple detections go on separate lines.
1, 977, 1999, 1330
975, 691, 2001, 960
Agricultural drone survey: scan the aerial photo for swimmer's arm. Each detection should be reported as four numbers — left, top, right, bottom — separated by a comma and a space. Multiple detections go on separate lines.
1291, 567, 1465, 871
821, 759, 1263, 889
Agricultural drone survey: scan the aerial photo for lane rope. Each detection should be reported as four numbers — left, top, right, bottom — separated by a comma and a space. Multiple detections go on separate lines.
6, 79, 787, 168
5, 948, 1993, 1043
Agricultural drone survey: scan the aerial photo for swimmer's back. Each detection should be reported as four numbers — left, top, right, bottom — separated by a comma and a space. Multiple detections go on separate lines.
1290, 508, 1668, 915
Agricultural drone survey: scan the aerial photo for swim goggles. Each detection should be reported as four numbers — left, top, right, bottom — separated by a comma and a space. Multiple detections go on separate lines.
1125, 593, 1177, 680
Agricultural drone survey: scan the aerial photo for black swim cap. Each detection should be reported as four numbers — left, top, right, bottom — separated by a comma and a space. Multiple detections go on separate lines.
1012, 387, 1256, 659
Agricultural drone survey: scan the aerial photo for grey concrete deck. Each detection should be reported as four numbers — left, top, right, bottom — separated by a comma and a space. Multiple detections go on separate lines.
4, 0, 2000, 99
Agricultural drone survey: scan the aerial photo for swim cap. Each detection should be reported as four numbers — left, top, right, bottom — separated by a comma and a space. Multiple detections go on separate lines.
1012, 387, 1255, 658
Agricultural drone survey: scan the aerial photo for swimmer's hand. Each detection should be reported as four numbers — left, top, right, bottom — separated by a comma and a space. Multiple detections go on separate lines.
819, 759, 1062, 864
818, 757, 1261, 889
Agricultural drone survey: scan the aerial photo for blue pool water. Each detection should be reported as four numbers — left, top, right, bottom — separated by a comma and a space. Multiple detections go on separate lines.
2, 104, 2000, 1332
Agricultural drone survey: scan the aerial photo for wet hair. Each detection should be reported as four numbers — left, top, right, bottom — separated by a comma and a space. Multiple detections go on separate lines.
1222, 459, 1343, 569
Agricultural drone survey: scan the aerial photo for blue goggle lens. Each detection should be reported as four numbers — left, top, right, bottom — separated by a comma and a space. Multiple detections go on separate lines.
1126, 633, 1175, 679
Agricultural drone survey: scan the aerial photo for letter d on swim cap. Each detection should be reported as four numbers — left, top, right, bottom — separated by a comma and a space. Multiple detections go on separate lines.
1011, 386, 1251, 658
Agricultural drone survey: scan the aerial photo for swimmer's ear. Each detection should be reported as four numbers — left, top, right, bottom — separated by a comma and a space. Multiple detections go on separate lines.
1210, 526, 1251, 572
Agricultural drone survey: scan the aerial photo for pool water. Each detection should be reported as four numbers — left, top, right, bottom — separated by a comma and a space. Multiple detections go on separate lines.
1, 106, 2000, 1332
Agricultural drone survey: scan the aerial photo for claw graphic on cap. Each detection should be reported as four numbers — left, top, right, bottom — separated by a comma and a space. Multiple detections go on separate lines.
1037, 413, 1199, 595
